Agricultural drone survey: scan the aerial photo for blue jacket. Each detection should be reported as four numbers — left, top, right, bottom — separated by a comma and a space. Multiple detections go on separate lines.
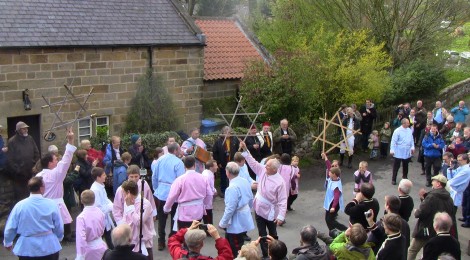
422, 132, 445, 158
451, 105, 468, 123
103, 143, 123, 174
113, 160, 128, 194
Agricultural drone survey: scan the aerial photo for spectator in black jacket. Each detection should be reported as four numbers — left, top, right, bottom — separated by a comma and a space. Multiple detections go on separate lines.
75, 149, 97, 197
345, 183, 380, 231
375, 213, 406, 260
102, 223, 146, 260
359, 100, 377, 151
422, 212, 461, 260
366, 195, 410, 258
397, 179, 414, 222
212, 126, 239, 197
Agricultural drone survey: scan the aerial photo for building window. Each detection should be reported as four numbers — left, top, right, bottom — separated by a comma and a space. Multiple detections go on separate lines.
95, 116, 110, 135
78, 118, 92, 142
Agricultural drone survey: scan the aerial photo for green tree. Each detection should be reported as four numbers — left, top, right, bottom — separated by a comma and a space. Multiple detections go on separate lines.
384, 59, 446, 105
240, 29, 392, 124
125, 70, 179, 134
310, 0, 470, 67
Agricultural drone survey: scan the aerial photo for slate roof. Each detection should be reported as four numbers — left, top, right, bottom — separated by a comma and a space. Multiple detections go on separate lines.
0, 0, 203, 48
194, 18, 269, 81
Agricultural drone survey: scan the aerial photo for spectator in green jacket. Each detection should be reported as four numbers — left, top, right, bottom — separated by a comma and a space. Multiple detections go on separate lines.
329, 223, 375, 260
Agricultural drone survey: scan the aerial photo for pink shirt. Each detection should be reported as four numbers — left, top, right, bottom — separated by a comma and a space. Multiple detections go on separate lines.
164, 170, 212, 221
123, 196, 155, 251
36, 143, 77, 224
113, 180, 157, 224
76, 206, 106, 260
278, 164, 299, 196
242, 151, 287, 221
201, 169, 217, 209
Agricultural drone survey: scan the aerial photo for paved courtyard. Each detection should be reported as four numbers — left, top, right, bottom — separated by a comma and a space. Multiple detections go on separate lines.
1, 150, 470, 259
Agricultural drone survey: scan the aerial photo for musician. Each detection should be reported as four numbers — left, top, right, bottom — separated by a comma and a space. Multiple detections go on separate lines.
212, 126, 240, 198
181, 128, 206, 173
257, 122, 273, 160
246, 125, 262, 162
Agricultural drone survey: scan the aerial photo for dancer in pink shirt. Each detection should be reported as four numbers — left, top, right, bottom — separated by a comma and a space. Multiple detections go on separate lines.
122, 180, 156, 260
76, 190, 107, 260
36, 128, 76, 241
113, 165, 157, 225
164, 156, 212, 230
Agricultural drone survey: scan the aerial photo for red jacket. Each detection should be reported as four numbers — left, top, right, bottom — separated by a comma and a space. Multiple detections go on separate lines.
86, 148, 104, 167
168, 228, 233, 260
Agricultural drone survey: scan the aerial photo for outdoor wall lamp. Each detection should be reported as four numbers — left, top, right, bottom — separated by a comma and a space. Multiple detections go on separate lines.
22, 89, 31, 110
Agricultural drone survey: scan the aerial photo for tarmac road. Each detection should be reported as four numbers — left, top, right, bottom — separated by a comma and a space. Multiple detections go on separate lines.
1, 150, 470, 259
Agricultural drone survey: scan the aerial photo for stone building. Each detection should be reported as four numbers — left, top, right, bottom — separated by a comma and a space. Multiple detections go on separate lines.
0, 0, 205, 154
194, 17, 272, 100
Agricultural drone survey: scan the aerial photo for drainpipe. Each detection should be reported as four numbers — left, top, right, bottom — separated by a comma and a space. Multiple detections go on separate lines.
147, 46, 153, 69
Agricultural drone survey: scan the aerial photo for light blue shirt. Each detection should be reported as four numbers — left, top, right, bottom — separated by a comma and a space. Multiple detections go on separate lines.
390, 126, 414, 159
448, 164, 470, 206
434, 108, 444, 124
239, 164, 255, 185
219, 176, 255, 234
151, 153, 185, 201
4, 194, 63, 257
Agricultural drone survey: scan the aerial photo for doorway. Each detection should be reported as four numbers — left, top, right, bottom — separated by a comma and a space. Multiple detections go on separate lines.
7, 115, 41, 156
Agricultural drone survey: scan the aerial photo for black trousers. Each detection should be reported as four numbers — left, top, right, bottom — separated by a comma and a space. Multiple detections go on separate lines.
203, 209, 213, 224
255, 213, 278, 258
226, 232, 244, 258
379, 142, 389, 157
462, 188, 470, 224
325, 210, 347, 231
19, 251, 59, 260
219, 167, 228, 194
157, 199, 178, 243
103, 228, 114, 249
392, 157, 410, 182
425, 156, 442, 184
287, 193, 298, 210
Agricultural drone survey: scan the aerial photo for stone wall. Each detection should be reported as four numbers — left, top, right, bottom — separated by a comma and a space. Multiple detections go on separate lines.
438, 77, 470, 107
202, 79, 239, 99
0, 46, 204, 153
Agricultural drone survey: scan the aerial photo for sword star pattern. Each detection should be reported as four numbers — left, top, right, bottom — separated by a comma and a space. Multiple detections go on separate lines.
41, 83, 95, 142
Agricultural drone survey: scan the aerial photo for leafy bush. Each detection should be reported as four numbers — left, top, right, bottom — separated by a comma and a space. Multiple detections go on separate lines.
125, 70, 180, 134
89, 125, 109, 151
383, 59, 446, 105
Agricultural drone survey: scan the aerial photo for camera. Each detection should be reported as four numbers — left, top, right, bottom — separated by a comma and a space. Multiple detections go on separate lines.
139, 168, 147, 177
260, 236, 268, 242
364, 210, 372, 218
198, 224, 208, 231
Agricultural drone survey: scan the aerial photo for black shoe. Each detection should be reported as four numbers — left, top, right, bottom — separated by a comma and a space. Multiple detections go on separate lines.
158, 242, 165, 251
426, 182, 431, 187
287, 207, 294, 211
420, 172, 425, 175
391, 181, 396, 185
461, 223, 470, 228
219, 193, 225, 199
243, 234, 251, 241
62, 235, 75, 243
459, 217, 466, 222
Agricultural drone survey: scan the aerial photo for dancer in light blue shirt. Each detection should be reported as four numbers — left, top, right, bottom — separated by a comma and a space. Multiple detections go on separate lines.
219, 162, 255, 258
4, 176, 63, 258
